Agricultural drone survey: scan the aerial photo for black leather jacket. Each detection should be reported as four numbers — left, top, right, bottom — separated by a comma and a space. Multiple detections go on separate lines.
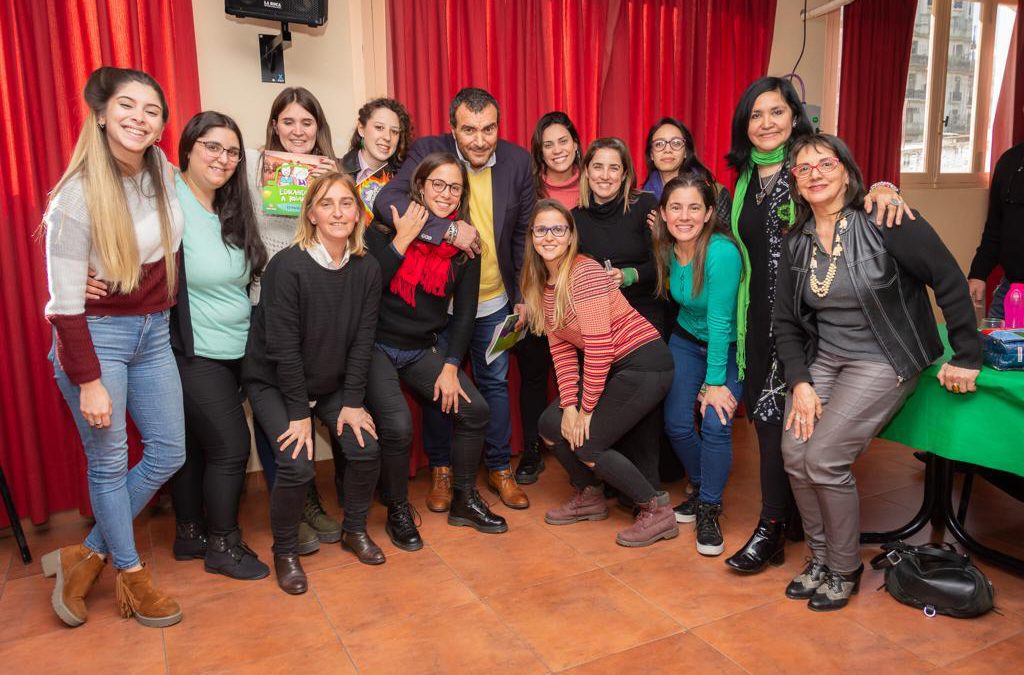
774, 209, 981, 388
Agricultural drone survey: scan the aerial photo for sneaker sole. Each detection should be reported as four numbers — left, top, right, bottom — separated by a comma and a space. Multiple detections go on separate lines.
133, 609, 183, 628
41, 550, 85, 628
447, 516, 508, 533
486, 483, 530, 510
616, 525, 680, 547
544, 511, 609, 526
696, 541, 726, 556
674, 513, 696, 524
385, 525, 424, 552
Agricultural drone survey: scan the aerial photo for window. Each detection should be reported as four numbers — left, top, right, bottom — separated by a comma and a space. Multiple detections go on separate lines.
900, 0, 1017, 185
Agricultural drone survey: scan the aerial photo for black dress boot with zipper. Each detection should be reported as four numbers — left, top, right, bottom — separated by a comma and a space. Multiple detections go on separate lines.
725, 517, 786, 573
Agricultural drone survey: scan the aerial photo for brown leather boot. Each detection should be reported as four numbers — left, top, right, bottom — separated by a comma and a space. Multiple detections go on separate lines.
426, 466, 453, 512
487, 467, 529, 509
41, 544, 107, 627
616, 491, 679, 547
114, 564, 182, 628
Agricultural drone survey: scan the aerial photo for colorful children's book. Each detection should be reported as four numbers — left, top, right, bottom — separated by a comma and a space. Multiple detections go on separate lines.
259, 150, 325, 216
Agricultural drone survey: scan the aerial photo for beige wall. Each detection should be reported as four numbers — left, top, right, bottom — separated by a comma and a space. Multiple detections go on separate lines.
768, 0, 830, 110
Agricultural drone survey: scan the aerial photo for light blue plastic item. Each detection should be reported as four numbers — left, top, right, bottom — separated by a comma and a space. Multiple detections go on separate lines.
982, 329, 1024, 370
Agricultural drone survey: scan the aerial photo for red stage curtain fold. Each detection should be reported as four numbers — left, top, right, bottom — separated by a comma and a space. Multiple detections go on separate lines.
837, 0, 917, 184
0, 0, 201, 526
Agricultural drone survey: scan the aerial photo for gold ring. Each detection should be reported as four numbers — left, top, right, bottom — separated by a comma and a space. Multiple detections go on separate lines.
952, 384, 960, 393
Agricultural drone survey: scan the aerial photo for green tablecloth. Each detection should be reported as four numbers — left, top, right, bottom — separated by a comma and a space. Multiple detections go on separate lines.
880, 326, 1024, 478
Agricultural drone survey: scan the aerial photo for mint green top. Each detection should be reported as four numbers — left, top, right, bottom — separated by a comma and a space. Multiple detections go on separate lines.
669, 233, 742, 385
177, 174, 251, 360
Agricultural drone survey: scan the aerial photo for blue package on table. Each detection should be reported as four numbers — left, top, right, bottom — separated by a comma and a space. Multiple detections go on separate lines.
982, 329, 1024, 370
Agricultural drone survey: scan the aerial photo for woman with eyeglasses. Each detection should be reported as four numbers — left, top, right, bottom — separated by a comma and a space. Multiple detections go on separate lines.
523, 200, 677, 547
365, 152, 507, 551
775, 134, 980, 610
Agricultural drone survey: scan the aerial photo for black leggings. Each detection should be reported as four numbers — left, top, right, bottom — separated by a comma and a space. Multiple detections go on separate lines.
171, 355, 250, 538
538, 341, 673, 504
755, 419, 792, 521
514, 332, 554, 443
365, 348, 488, 505
246, 382, 380, 555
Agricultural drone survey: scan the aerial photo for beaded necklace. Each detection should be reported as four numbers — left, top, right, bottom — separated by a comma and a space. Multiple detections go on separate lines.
808, 212, 849, 298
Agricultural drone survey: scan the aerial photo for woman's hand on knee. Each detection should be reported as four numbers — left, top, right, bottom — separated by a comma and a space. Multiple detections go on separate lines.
278, 418, 314, 460
433, 364, 471, 414
337, 406, 377, 448
574, 410, 592, 448
79, 379, 112, 429
785, 383, 822, 442
700, 385, 737, 426
560, 406, 580, 449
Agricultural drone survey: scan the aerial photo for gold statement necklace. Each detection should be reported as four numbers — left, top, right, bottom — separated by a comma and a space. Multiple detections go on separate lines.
808, 213, 849, 298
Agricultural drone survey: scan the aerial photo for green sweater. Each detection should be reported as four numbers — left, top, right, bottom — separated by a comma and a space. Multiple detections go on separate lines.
669, 233, 742, 385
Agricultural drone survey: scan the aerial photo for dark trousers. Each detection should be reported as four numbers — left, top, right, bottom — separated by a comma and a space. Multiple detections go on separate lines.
366, 348, 488, 504
246, 383, 380, 555
171, 355, 250, 537
755, 419, 791, 521
514, 331, 554, 444
538, 341, 673, 504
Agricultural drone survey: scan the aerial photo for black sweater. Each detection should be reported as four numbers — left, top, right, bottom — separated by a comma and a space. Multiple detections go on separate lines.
969, 142, 1024, 284
242, 245, 381, 421
365, 226, 480, 362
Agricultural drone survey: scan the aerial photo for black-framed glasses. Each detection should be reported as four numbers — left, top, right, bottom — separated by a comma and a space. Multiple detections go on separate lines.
651, 137, 685, 152
427, 178, 464, 196
790, 157, 841, 181
196, 139, 242, 163
530, 224, 570, 239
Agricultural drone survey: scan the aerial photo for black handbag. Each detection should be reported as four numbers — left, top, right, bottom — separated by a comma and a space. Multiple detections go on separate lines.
870, 542, 995, 618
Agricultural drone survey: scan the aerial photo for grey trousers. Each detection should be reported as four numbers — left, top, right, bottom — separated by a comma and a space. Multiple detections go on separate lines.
782, 350, 917, 573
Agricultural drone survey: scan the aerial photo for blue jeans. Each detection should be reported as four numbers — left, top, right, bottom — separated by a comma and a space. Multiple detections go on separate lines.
663, 334, 743, 505
50, 311, 186, 569
989, 276, 1010, 320
422, 303, 510, 470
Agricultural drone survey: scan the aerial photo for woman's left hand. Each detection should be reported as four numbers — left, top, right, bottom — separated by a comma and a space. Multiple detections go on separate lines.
337, 406, 377, 448
573, 410, 592, 448
700, 385, 738, 426
309, 157, 339, 178
646, 210, 658, 231
937, 363, 979, 395
433, 363, 471, 414
864, 187, 915, 228
606, 267, 624, 287
786, 382, 822, 442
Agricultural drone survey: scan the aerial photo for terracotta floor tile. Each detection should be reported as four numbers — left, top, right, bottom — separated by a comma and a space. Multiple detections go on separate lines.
311, 548, 476, 635
693, 598, 936, 674
432, 521, 597, 596
486, 568, 682, 671
0, 567, 120, 644
562, 632, 746, 674
943, 631, 1024, 674
202, 641, 356, 674
343, 599, 546, 674
541, 506, 675, 567
163, 581, 339, 673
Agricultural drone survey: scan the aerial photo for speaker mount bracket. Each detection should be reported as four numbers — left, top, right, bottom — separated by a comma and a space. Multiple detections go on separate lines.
259, 22, 291, 83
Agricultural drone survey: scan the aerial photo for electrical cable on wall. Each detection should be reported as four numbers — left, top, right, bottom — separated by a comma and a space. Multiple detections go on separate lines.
785, 0, 810, 101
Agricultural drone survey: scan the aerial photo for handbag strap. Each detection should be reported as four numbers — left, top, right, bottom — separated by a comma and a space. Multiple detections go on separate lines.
871, 541, 970, 570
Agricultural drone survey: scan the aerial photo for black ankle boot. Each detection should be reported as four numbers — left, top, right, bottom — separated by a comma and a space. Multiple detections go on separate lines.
514, 439, 546, 485
386, 501, 424, 551
205, 530, 270, 580
808, 564, 863, 611
724, 518, 786, 573
173, 520, 207, 560
448, 488, 508, 533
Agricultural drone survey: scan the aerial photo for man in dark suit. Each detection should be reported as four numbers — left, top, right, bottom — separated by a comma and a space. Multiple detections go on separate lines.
374, 88, 536, 518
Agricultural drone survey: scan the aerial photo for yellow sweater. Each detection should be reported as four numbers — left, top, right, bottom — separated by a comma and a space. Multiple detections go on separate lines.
467, 168, 506, 301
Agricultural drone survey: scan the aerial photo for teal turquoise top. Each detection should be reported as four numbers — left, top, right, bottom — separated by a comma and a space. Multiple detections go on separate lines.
177, 174, 251, 360
669, 233, 742, 385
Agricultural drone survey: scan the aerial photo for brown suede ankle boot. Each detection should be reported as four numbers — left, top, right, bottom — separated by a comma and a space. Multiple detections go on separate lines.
616, 491, 679, 547
114, 564, 182, 628
41, 544, 107, 627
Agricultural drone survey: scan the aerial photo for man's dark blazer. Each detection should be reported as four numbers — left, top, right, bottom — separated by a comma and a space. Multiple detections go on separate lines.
373, 134, 536, 303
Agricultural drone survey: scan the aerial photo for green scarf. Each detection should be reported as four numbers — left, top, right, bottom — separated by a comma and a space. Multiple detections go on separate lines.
729, 146, 794, 379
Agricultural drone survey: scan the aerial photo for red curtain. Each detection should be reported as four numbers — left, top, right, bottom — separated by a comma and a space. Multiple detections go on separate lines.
0, 0, 201, 526
838, 0, 917, 184
386, 0, 778, 185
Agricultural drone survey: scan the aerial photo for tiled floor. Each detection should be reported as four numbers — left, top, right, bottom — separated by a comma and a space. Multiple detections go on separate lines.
2, 422, 1023, 674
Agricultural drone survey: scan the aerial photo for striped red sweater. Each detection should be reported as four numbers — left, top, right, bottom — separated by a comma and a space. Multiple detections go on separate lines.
544, 256, 660, 412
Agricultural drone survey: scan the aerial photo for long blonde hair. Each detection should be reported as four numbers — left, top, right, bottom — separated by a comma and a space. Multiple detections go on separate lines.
520, 200, 580, 336
47, 67, 177, 297
293, 172, 367, 257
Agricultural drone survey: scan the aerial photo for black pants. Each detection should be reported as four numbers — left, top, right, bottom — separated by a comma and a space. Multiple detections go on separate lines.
514, 332, 554, 444
365, 348, 488, 505
755, 419, 792, 521
538, 341, 673, 504
246, 382, 380, 554
171, 355, 251, 538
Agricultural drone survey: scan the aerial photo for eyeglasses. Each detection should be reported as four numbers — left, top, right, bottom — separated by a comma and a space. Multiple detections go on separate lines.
427, 178, 464, 196
790, 157, 841, 181
651, 137, 685, 152
196, 140, 242, 163
531, 224, 570, 239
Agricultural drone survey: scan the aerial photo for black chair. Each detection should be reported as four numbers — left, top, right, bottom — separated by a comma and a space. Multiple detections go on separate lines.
0, 462, 32, 563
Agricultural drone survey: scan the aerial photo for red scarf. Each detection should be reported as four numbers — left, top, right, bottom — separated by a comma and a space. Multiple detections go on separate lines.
390, 239, 460, 307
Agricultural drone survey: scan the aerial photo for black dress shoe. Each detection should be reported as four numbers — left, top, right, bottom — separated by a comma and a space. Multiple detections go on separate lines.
725, 518, 786, 573
173, 520, 207, 561
448, 488, 508, 533
341, 531, 386, 565
273, 553, 308, 595
808, 564, 863, 611
785, 559, 829, 599
514, 440, 546, 485
386, 501, 424, 551
205, 531, 270, 581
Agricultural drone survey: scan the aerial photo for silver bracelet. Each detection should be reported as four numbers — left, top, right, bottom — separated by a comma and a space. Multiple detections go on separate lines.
445, 221, 459, 243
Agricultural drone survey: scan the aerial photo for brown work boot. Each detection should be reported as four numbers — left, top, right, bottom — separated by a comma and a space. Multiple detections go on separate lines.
41, 544, 107, 627
544, 485, 608, 525
426, 466, 453, 512
114, 564, 182, 628
487, 467, 529, 509
616, 491, 679, 547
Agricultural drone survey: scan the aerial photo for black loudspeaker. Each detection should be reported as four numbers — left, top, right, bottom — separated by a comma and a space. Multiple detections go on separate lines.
225, 0, 328, 28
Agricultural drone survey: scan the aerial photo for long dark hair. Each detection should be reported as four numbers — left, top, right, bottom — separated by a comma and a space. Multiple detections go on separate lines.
530, 111, 583, 199
347, 97, 414, 168
264, 87, 336, 162
725, 77, 813, 172
644, 117, 715, 184
179, 111, 267, 277
407, 152, 470, 220
788, 133, 867, 227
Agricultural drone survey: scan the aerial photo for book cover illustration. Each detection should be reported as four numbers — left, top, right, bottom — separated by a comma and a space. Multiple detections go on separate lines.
260, 150, 324, 217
